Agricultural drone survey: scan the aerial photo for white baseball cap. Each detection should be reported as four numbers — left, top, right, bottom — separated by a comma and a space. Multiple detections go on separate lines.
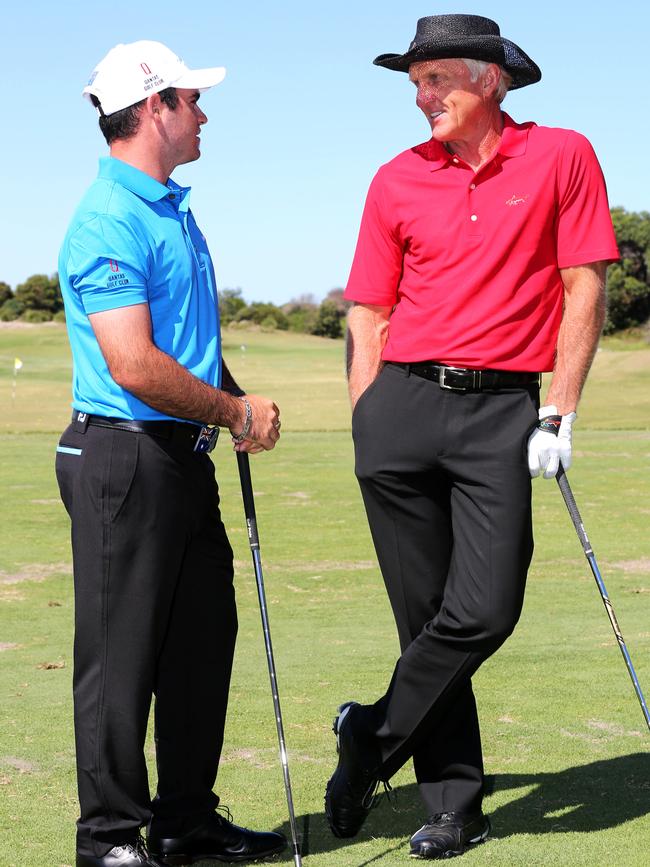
83, 40, 226, 116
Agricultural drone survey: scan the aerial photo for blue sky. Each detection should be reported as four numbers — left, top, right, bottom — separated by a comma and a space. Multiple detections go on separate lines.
2, 0, 647, 303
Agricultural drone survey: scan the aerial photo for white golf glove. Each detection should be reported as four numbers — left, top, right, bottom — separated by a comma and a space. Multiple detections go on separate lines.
527, 405, 577, 479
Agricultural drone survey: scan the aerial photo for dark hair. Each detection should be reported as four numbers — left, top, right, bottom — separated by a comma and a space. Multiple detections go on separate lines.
91, 87, 179, 144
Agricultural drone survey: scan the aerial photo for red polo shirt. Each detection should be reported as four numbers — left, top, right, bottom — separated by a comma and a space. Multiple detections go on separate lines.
344, 113, 619, 371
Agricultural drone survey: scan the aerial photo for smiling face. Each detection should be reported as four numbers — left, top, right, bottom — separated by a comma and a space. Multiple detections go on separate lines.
408, 58, 496, 145
160, 88, 208, 167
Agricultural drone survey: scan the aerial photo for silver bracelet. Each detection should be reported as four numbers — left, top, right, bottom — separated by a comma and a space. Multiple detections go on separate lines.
231, 397, 252, 443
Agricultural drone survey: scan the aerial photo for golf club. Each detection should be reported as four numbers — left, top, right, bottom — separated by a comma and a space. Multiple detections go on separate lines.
236, 451, 303, 866
556, 464, 650, 732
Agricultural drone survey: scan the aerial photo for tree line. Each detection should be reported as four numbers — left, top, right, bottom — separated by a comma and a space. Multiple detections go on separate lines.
2, 207, 649, 338
218, 288, 350, 338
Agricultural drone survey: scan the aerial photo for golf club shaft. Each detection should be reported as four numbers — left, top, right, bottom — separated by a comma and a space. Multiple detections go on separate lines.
556, 465, 650, 732
236, 451, 303, 866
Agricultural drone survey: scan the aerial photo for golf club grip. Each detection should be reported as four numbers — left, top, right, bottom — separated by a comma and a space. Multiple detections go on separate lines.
556, 465, 592, 555
236, 451, 258, 520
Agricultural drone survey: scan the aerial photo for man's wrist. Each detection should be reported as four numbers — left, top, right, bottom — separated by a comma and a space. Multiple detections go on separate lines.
231, 397, 252, 443
223, 384, 246, 398
542, 400, 578, 416
537, 405, 561, 435
537, 405, 577, 432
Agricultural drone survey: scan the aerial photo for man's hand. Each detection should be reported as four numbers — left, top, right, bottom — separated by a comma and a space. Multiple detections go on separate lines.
230, 394, 281, 452
528, 405, 576, 479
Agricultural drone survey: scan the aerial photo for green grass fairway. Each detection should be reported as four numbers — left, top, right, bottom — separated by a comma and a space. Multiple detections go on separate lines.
1, 324, 649, 866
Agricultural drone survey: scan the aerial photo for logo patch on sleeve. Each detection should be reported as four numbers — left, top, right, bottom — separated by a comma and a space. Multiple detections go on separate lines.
106, 259, 130, 288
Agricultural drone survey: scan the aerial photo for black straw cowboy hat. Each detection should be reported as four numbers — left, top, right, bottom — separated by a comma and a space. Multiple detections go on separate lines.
373, 14, 541, 90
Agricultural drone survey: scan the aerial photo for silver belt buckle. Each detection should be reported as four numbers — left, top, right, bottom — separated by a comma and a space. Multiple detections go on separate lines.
439, 366, 479, 391
194, 425, 220, 453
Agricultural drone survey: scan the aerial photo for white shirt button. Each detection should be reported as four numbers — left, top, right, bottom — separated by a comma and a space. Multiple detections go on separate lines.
452, 157, 459, 164
470, 183, 476, 190
470, 214, 478, 222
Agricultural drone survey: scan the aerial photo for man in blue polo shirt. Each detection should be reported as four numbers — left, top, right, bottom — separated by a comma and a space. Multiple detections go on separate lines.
56, 41, 286, 867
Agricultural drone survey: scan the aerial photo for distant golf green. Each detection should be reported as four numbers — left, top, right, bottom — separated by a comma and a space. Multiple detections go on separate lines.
1, 324, 649, 866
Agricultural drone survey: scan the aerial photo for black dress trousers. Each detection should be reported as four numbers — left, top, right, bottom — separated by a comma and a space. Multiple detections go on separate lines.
352, 363, 539, 815
56, 420, 237, 857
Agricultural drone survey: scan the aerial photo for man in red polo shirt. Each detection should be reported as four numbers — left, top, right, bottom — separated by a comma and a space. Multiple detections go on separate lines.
324, 14, 619, 860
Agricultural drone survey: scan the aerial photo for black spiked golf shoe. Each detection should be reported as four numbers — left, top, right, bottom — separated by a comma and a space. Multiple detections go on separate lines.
409, 811, 490, 859
147, 809, 286, 865
324, 701, 383, 838
76, 837, 165, 866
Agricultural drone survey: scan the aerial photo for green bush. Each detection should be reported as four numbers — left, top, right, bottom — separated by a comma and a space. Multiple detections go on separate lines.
53, 310, 66, 323
0, 298, 25, 321
15, 273, 63, 314
286, 306, 318, 334
21, 308, 53, 323
260, 315, 279, 331
608, 208, 650, 333
235, 302, 288, 330
311, 299, 344, 339
219, 287, 247, 325
604, 264, 650, 334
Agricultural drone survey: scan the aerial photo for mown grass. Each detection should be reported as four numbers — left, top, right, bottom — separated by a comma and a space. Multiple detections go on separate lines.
0, 324, 649, 866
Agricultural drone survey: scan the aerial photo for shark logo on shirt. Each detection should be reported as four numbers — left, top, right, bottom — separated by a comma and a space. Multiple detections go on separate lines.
505, 194, 530, 207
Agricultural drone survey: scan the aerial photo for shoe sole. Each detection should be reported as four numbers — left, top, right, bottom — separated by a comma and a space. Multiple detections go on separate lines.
409, 821, 490, 860
156, 842, 286, 865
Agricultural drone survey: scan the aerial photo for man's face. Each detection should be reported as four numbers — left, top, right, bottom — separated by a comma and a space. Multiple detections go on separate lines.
408, 59, 489, 142
161, 88, 208, 167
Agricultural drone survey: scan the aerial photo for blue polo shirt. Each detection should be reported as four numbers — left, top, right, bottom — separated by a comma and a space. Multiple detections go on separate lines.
59, 157, 222, 421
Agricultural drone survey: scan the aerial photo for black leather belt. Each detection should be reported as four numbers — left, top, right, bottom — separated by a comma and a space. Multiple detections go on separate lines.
71, 411, 218, 451
389, 362, 541, 392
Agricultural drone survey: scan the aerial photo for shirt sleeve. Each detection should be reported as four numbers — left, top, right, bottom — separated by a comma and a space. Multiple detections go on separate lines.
344, 170, 404, 306
555, 132, 620, 269
65, 215, 150, 314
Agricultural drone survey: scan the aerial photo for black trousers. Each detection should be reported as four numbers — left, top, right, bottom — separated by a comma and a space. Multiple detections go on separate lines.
56, 420, 237, 857
352, 363, 539, 815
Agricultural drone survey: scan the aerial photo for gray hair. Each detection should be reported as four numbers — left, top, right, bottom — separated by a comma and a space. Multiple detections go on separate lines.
462, 58, 512, 104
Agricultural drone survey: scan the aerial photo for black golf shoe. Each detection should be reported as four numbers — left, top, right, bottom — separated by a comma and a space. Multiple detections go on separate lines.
77, 838, 165, 866
409, 811, 490, 859
324, 701, 383, 838
147, 810, 287, 864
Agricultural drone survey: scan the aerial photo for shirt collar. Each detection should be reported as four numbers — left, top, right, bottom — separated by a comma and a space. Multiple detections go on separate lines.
165, 176, 191, 213
98, 157, 183, 203
415, 112, 531, 171
412, 139, 450, 171
498, 112, 532, 158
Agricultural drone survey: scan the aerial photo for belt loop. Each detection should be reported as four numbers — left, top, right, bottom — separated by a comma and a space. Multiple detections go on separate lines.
404, 363, 411, 377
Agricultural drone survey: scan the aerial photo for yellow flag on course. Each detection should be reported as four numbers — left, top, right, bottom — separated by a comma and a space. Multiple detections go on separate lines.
14, 358, 23, 371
